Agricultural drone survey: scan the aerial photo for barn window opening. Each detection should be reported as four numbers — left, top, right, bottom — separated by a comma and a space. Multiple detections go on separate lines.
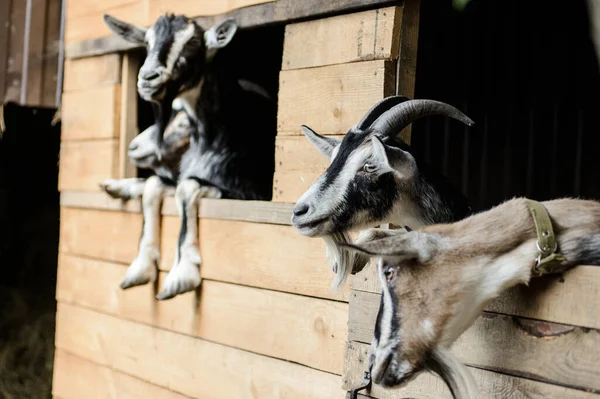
411, 0, 600, 211
135, 24, 285, 201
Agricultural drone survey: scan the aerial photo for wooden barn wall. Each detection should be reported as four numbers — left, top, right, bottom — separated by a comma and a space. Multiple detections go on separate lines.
54, 2, 408, 398
0, 0, 63, 107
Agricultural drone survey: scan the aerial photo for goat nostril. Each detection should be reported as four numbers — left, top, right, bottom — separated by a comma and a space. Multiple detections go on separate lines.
129, 143, 138, 152
144, 71, 160, 81
293, 203, 310, 217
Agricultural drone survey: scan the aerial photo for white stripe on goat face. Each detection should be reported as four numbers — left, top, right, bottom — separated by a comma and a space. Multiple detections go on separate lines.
165, 23, 196, 74
376, 258, 400, 351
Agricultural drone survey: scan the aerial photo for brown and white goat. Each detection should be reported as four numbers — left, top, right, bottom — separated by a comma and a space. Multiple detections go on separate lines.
342, 197, 600, 398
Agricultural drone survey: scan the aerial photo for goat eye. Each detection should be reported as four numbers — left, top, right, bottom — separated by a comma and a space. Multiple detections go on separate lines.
384, 266, 394, 282
362, 163, 377, 173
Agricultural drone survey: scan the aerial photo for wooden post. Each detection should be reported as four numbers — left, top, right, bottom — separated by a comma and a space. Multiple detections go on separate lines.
119, 52, 140, 179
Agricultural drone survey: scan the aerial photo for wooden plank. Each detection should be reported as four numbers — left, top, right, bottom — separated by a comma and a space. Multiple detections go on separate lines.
119, 53, 139, 178
66, 0, 140, 20
348, 290, 600, 392
59, 207, 141, 262
277, 60, 395, 135
53, 350, 191, 399
65, 1, 148, 44
55, 303, 345, 399
63, 54, 121, 92
59, 191, 295, 225
351, 262, 600, 330
148, 0, 277, 20
4, 0, 26, 102
274, 135, 338, 173
283, 6, 401, 70
201, 219, 347, 301
343, 341, 600, 399
65, 0, 401, 59
58, 208, 343, 300
272, 170, 322, 203
61, 85, 121, 140
57, 254, 348, 374
23, 0, 49, 105
41, 0, 62, 107
0, 0, 12, 102
58, 139, 120, 191
394, 0, 420, 144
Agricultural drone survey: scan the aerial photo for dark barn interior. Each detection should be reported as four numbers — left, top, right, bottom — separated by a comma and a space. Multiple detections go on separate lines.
412, 0, 600, 211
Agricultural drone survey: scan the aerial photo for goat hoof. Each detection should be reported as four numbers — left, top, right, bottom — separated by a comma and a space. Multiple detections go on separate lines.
156, 259, 201, 300
120, 246, 159, 290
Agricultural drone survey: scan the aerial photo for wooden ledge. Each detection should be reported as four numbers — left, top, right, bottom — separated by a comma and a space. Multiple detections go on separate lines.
60, 191, 294, 225
66, 0, 401, 59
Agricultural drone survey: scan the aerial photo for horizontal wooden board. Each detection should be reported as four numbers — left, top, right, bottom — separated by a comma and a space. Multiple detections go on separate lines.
272, 170, 321, 203
63, 54, 121, 92
61, 85, 121, 140
60, 191, 295, 224
275, 135, 338, 173
348, 290, 600, 392
277, 60, 395, 135
53, 350, 191, 399
283, 6, 400, 70
55, 303, 344, 399
58, 140, 120, 191
66, 0, 401, 58
351, 261, 600, 329
201, 218, 346, 300
343, 341, 600, 399
148, 0, 277, 20
57, 254, 348, 374
59, 208, 343, 300
66, 0, 140, 20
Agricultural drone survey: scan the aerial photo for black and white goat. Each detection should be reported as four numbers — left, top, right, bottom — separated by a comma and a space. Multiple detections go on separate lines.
292, 97, 474, 287
100, 101, 193, 289
104, 14, 276, 299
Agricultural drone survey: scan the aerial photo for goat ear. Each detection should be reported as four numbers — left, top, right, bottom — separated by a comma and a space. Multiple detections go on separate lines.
339, 232, 437, 262
370, 135, 392, 168
205, 19, 237, 50
301, 125, 341, 159
371, 135, 414, 178
103, 14, 146, 44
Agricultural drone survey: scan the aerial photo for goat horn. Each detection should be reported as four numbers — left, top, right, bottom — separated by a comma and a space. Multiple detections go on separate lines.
371, 99, 474, 137
354, 95, 412, 131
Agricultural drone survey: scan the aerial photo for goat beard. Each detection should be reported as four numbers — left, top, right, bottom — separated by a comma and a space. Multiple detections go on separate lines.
323, 232, 369, 290
426, 347, 479, 399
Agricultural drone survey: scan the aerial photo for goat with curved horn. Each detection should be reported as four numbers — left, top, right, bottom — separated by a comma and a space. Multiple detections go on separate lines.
293, 96, 474, 288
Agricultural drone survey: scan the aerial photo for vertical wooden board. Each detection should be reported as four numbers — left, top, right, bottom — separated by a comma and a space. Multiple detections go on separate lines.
59, 208, 141, 262
343, 342, 600, 399
272, 170, 322, 203
0, 0, 12, 101
200, 218, 347, 301
63, 54, 121, 92
58, 139, 120, 191
57, 254, 348, 374
119, 53, 139, 178
274, 135, 337, 173
277, 60, 395, 135
24, 0, 49, 105
55, 303, 345, 399
4, 0, 26, 102
61, 85, 121, 140
148, 0, 277, 20
65, 2, 148, 43
282, 6, 401, 70
53, 350, 191, 399
41, 0, 62, 107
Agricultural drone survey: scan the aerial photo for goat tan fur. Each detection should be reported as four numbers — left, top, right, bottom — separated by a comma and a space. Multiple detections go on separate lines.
342, 197, 600, 398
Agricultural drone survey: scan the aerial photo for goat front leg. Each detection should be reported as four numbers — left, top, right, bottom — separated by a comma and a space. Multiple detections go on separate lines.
100, 177, 147, 200
156, 179, 221, 300
120, 176, 169, 289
